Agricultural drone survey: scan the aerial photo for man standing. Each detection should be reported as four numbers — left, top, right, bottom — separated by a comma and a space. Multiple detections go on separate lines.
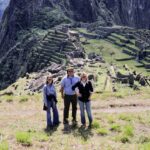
60, 67, 79, 124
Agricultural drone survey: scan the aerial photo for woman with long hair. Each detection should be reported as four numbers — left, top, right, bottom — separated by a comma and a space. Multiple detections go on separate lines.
43, 75, 59, 129
72, 72, 93, 128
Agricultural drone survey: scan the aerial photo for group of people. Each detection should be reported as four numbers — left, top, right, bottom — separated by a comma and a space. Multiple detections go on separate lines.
43, 67, 94, 129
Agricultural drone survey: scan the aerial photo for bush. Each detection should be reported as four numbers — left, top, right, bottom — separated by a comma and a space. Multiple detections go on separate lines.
16, 132, 32, 146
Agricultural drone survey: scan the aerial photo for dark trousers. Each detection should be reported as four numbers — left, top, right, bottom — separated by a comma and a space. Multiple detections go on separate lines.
63, 94, 77, 122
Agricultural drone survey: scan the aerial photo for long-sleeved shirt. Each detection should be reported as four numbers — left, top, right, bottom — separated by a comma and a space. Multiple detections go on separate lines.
72, 81, 93, 102
61, 75, 79, 95
43, 84, 57, 106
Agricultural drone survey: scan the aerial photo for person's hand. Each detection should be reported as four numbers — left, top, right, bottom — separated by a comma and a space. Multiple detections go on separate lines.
61, 94, 64, 99
89, 94, 92, 100
43, 104, 48, 111
77, 93, 82, 97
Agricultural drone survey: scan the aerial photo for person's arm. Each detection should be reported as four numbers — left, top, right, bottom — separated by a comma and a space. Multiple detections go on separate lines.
88, 81, 93, 100
60, 79, 65, 99
43, 86, 47, 107
53, 86, 58, 103
72, 82, 82, 97
89, 81, 94, 92
72, 82, 78, 91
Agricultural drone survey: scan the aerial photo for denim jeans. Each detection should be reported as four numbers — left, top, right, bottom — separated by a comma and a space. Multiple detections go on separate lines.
78, 100, 93, 125
47, 100, 59, 127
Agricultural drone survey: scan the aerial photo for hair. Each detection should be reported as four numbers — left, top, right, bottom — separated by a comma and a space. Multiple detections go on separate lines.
46, 75, 53, 85
80, 72, 88, 81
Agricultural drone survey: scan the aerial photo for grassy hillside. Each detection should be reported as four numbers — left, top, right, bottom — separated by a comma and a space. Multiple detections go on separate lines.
0, 28, 150, 149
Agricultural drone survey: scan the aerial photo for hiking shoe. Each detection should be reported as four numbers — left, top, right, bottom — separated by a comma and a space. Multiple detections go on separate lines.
63, 120, 69, 124
72, 120, 77, 125
88, 123, 92, 129
81, 124, 86, 128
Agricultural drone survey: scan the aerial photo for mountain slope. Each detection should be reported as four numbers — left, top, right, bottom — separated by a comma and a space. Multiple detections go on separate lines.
0, 0, 9, 20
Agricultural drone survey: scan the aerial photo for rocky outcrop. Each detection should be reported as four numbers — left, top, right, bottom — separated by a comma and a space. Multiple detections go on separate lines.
0, 0, 9, 20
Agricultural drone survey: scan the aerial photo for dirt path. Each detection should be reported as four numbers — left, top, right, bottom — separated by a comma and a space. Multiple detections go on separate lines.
0, 98, 150, 118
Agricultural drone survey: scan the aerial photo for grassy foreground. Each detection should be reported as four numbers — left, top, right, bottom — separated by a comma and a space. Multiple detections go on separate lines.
0, 93, 150, 150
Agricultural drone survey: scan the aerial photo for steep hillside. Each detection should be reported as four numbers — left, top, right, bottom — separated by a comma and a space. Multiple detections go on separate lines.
0, 0, 9, 20
0, 0, 150, 90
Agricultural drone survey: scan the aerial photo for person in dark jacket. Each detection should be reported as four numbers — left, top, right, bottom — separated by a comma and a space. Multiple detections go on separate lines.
72, 72, 93, 127
43, 75, 59, 129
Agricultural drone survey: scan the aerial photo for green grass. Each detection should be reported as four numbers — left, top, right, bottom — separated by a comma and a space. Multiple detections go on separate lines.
19, 96, 28, 103
92, 120, 101, 129
0, 141, 9, 150
123, 125, 134, 137
83, 38, 149, 75
16, 131, 32, 146
116, 134, 130, 143
97, 128, 109, 136
119, 114, 132, 121
139, 142, 150, 150
138, 135, 150, 144
110, 124, 121, 132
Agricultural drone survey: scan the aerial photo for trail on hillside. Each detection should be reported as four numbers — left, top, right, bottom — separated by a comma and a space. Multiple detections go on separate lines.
0, 98, 150, 118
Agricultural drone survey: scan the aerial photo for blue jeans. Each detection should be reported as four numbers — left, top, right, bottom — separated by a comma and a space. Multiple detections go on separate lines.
78, 100, 93, 125
46, 100, 59, 127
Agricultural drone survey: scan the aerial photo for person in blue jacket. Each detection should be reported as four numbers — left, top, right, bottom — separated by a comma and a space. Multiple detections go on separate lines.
43, 75, 59, 129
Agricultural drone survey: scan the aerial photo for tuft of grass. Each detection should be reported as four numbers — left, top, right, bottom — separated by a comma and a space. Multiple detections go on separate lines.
97, 128, 108, 136
138, 135, 150, 144
110, 124, 121, 132
6, 98, 13, 103
116, 134, 130, 143
0, 141, 9, 150
119, 114, 132, 121
16, 131, 32, 146
19, 97, 28, 103
139, 142, 150, 150
107, 115, 115, 124
92, 120, 100, 129
123, 125, 134, 137
35, 133, 49, 142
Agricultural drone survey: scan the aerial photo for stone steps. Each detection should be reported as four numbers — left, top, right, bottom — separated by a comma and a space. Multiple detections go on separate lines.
145, 57, 150, 63
39, 44, 59, 51
124, 45, 139, 53
45, 35, 64, 41
122, 49, 136, 56
47, 32, 68, 39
